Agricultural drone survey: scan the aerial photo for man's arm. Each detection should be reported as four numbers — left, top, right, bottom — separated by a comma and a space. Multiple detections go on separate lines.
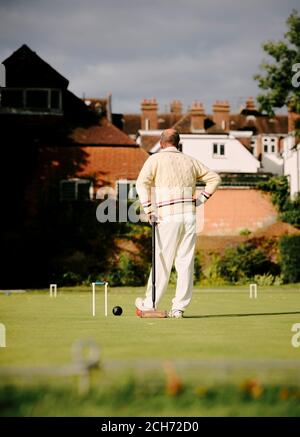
136, 158, 155, 215
194, 160, 221, 204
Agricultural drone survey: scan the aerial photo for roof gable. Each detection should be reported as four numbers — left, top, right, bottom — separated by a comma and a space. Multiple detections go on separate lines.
2, 44, 69, 88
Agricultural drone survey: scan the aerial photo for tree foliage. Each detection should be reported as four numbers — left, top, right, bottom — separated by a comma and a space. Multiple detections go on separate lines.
254, 10, 300, 117
257, 176, 290, 212
279, 235, 300, 283
257, 175, 300, 227
216, 242, 278, 283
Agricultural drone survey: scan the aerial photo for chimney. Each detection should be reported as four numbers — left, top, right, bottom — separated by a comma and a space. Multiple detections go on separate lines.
170, 100, 182, 115
141, 98, 158, 130
212, 100, 230, 131
245, 97, 256, 111
190, 101, 205, 132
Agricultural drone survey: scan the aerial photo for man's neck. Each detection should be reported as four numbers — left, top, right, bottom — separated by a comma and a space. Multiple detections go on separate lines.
161, 144, 178, 151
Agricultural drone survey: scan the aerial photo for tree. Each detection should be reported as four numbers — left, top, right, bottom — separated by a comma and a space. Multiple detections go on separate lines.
254, 10, 300, 119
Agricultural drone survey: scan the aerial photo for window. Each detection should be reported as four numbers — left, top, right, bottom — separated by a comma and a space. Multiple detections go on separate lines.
51, 90, 61, 109
60, 179, 93, 202
213, 143, 225, 157
26, 90, 48, 109
0, 88, 62, 112
263, 137, 277, 154
1, 89, 23, 107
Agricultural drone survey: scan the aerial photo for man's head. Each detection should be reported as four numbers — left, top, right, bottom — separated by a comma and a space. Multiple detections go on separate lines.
160, 128, 180, 149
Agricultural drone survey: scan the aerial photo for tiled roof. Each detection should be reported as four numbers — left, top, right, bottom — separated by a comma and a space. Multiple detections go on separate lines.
172, 114, 215, 133
172, 113, 288, 135
139, 135, 161, 152
157, 113, 182, 129
237, 137, 252, 150
229, 114, 288, 134
123, 113, 182, 135
123, 114, 141, 135
77, 145, 148, 185
70, 118, 137, 146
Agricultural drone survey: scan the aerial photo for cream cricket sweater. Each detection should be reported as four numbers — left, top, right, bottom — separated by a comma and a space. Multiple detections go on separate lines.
136, 147, 221, 218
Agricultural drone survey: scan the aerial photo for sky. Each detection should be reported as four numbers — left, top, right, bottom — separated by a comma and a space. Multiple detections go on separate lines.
0, 0, 299, 114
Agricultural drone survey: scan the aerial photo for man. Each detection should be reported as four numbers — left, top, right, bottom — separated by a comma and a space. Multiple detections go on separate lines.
135, 128, 221, 318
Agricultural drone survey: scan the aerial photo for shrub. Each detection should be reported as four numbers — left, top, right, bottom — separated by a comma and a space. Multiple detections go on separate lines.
239, 229, 252, 237
60, 271, 82, 286
194, 254, 202, 283
216, 242, 279, 283
253, 274, 280, 286
280, 194, 300, 227
202, 254, 227, 285
279, 235, 300, 283
106, 253, 150, 286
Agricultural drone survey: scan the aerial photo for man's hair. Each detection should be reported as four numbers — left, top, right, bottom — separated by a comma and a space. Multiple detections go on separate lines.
160, 129, 180, 147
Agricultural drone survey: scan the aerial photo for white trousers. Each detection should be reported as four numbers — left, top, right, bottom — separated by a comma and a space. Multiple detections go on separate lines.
144, 213, 196, 311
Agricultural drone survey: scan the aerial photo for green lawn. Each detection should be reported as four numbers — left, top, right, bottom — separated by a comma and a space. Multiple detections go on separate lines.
1, 285, 300, 416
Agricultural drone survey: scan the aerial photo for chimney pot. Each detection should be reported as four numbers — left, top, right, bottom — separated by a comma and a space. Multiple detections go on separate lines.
245, 97, 256, 111
189, 101, 205, 131
212, 100, 230, 131
170, 100, 182, 115
141, 98, 158, 130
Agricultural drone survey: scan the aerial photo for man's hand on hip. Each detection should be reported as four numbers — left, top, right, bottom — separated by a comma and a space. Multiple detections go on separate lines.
195, 191, 211, 206
146, 212, 158, 224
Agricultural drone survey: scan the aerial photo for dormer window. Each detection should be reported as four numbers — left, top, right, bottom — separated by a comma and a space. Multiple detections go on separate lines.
0, 88, 62, 114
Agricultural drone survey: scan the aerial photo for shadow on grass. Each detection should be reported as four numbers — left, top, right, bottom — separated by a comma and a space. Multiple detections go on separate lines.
185, 311, 300, 319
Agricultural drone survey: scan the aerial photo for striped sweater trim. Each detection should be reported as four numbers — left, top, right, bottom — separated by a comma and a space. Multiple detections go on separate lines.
202, 191, 211, 200
156, 198, 195, 208
141, 201, 152, 207
142, 193, 212, 209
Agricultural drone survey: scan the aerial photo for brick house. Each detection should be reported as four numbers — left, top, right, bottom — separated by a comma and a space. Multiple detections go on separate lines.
0, 45, 147, 214
0, 45, 147, 286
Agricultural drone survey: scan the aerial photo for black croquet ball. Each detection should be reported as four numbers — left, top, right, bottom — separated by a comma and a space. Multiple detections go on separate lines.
112, 306, 123, 316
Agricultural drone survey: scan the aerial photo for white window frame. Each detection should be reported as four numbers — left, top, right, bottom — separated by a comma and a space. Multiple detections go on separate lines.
262, 136, 278, 154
